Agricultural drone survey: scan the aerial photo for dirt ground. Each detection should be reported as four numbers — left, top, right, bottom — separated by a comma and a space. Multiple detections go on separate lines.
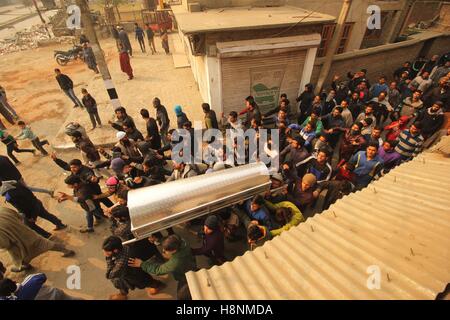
0, 34, 244, 300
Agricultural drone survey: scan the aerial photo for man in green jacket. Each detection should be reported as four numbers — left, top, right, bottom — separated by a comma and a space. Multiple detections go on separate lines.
265, 200, 304, 237
128, 235, 196, 300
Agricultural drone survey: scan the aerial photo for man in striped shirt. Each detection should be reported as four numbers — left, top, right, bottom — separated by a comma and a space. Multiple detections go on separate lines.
394, 122, 424, 160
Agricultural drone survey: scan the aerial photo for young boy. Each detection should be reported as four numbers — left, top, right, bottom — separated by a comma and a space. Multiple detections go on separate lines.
0, 129, 35, 164
15, 121, 49, 156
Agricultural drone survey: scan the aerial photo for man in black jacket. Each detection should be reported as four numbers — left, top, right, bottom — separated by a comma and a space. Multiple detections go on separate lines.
202, 103, 219, 130
123, 121, 144, 142
0, 181, 67, 238
103, 236, 163, 300
0, 155, 53, 196
192, 215, 225, 266
0, 155, 22, 182
417, 101, 445, 139
140, 108, 161, 150
153, 97, 170, 146
57, 175, 104, 233
81, 88, 102, 129
51, 154, 113, 208
54, 69, 83, 108
109, 106, 136, 132
296, 83, 315, 124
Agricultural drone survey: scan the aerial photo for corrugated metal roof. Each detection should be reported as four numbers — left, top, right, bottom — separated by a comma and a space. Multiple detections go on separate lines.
186, 136, 450, 300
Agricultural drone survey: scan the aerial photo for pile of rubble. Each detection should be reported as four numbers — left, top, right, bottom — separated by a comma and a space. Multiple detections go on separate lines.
0, 24, 75, 55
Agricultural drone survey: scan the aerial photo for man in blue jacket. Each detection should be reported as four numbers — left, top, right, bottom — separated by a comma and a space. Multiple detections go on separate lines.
349, 142, 384, 190
244, 195, 276, 230
134, 23, 145, 53
0, 262, 79, 300
0, 273, 46, 300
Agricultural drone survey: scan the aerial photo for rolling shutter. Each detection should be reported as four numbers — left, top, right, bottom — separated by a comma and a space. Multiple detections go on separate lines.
221, 50, 307, 116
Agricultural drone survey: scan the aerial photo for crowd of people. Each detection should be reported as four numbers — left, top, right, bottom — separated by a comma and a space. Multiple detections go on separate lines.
0, 49, 449, 300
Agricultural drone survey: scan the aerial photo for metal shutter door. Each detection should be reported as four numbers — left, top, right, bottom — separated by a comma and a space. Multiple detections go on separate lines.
221, 50, 307, 116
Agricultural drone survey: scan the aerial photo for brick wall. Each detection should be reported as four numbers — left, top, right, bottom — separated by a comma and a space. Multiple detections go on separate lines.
404, 0, 443, 27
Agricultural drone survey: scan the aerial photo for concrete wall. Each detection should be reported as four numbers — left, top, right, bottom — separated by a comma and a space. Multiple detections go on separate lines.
180, 30, 210, 103
403, 0, 443, 30
310, 32, 450, 89
178, 30, 222, 110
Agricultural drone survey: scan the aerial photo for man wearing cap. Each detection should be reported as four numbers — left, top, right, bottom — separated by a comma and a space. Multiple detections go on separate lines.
287, 173, 320, 212
192, 215, 225, 265
93, 176, 129, 206
115, 131, 143, 163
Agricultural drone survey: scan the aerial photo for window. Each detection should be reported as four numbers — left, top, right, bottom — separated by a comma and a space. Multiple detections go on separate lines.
337, 23, 353, 54
364, 12, 388, 39
317, 22, 354, 57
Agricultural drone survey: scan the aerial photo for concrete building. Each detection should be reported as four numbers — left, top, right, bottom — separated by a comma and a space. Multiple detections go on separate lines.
172, 0, 450, 114
173, 4, 335, 115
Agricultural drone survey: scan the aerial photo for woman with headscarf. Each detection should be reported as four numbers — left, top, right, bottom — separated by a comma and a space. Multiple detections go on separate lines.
119, 44, 133, 80
174, 105, 189, 129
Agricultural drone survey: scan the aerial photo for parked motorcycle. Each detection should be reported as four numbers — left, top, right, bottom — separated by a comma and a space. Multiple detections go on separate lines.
54, 45, 84, 66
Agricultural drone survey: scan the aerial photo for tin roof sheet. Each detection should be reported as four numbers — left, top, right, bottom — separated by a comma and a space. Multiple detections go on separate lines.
186, 136, 450, 300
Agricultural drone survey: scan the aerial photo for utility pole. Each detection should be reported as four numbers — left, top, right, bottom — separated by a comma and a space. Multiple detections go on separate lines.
32, 0, 52, 38
315, 0, 352, 94
76, 0, 122, 110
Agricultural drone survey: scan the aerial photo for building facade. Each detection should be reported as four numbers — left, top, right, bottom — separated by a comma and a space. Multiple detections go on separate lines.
173, 0, 450, 114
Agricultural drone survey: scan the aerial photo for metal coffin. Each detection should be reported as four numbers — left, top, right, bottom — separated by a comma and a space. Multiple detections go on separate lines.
127, 163, 271, 243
